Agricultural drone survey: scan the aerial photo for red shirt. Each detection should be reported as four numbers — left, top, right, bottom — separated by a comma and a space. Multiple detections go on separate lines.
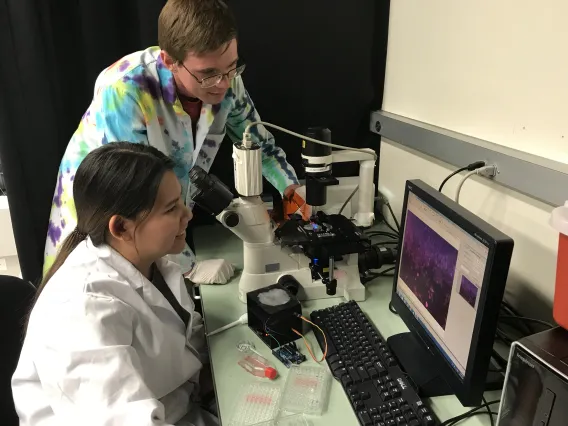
180, 97, 202, 140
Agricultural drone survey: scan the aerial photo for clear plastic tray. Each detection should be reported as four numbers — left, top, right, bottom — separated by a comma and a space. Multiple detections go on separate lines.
228, 382, 282, 426
251, 413, 311, 426
280, 364, 331, 415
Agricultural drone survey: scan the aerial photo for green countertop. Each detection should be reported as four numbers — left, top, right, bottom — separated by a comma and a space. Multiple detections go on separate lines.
195, 224, 500, 425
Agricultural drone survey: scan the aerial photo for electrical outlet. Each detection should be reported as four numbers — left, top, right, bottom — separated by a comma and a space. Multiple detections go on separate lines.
0, 258, 6, 271
478, 165, 499, 178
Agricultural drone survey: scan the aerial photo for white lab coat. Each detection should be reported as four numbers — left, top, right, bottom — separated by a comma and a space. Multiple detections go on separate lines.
12, 238, 217, 426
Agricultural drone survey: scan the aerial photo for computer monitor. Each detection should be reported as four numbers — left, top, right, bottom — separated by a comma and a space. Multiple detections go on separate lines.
389, 179, 514, 407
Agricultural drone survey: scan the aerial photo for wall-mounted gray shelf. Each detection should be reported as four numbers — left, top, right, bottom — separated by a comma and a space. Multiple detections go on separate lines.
370, 110, 568, 207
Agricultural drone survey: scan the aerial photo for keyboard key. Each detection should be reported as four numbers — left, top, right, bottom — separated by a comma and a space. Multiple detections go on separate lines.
350, 392, 361, 402
408, 421, 420, 426
368, 367, 379, 378
348, 366, 362, 383
341, 375, 353, 387
422, 415, 435, 426
354, 400, 365, 410
401, 404, 412, 414
395, 398, 405, 407
372, 415, 385, 426
375, 362, 387, 376
357, 366, 370, 381
382, 412, 393, 421
369, 408, 378, 416
379, 404, 389, 414
392, 408, 402, 418
381, 391, 392, 401
330, 360, 345, 372
391, 388, 402, 398
395, 416, 406, 425
328, 353, 340, 364
358, 410, 373, 426
388, 401, 398, 411
387, 357, 397, 366
385, 419, 396, 426
413, 401, 425, 411
417, 408, 429, 418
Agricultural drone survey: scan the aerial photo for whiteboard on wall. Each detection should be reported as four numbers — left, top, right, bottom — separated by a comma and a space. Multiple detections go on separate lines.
382, 0, 568, 164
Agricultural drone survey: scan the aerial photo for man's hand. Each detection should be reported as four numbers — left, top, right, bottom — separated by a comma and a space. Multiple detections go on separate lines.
282, 184, 311, 221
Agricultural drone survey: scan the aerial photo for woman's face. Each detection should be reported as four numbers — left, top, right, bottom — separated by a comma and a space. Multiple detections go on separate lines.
134, 171, 192, 261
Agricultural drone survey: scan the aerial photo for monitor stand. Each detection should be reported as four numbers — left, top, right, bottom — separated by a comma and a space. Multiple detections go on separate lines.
387, 332, 504, 398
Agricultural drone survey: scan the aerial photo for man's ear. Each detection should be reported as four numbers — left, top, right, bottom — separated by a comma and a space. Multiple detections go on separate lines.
109, 215, 135, 242
160, 50, 177, 72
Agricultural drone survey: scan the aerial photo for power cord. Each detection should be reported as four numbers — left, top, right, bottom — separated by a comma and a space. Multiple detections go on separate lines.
361, 266, 396, 284
339, 186, 359, 215
385, 201, 400, 231
498, 315, 554, 329
483, 395, 496, 426
491, 300, 555, 372
455, 165, 497, 204
438, 161, 486, 192
374, 195, 400, 234
440, 399, 500, 426
244, 121, 377, 160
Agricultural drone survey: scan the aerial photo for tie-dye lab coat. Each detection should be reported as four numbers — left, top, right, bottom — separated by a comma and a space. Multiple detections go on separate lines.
45, 47, 299, 275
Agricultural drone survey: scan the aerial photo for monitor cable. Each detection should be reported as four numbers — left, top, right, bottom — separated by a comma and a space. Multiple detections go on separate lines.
438, 161, 486, 193
375, 194, 400, 233
455, 165, 498, 204
440, 398, 500, 426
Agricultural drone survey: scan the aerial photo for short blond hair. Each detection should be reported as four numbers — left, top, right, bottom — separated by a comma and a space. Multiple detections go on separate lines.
158, 0, 237, 62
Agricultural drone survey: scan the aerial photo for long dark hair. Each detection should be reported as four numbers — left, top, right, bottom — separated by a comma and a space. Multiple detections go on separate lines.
33, 142, 175, 316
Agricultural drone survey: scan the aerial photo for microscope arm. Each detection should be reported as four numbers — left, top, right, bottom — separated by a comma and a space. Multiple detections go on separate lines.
331, 149, 376, 227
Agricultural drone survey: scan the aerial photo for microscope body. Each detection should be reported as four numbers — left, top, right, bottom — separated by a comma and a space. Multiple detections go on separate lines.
190, 131, 375, 303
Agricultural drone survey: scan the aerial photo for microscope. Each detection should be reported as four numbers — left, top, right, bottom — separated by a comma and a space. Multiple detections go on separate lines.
189, 125, 378, 303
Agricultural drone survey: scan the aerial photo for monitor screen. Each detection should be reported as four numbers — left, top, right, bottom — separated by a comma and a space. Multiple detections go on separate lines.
395, 191, 490, 379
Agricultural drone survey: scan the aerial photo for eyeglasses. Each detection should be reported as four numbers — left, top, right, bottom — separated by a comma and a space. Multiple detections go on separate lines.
182, 63, 246, 89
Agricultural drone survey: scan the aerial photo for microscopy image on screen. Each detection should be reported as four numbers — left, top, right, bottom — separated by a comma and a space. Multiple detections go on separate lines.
400, 211, 458, 329
459, 276, 478, 308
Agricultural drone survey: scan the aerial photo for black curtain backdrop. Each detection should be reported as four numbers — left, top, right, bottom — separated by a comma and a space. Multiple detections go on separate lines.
0, 0, 167, 285
0, 0, 389, 285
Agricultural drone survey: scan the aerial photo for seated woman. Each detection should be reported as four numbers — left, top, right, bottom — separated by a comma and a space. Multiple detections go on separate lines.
12, 142, 217, 426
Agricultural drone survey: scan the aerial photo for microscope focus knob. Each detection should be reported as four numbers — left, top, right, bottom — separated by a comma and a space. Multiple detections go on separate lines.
223, 212, 240, 228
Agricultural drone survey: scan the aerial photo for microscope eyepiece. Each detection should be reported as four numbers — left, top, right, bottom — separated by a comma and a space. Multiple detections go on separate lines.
189, 166, 233, 216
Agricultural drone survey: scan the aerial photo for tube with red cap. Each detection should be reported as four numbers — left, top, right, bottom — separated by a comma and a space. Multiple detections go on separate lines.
238, 354, 278, 380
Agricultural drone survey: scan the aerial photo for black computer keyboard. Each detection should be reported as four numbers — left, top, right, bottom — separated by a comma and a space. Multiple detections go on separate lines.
310, 300, 438, 426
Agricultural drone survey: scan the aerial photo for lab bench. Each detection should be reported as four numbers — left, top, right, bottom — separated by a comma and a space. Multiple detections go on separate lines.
195, 224, 500, 425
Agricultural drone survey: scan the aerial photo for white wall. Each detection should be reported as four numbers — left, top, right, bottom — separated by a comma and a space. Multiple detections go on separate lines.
384, 0, 568, 164
379, 0, 566, 321
0, 196, 22, 278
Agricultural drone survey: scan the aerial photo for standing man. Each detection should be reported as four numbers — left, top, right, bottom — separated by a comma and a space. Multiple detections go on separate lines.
45, 0, 305, 282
